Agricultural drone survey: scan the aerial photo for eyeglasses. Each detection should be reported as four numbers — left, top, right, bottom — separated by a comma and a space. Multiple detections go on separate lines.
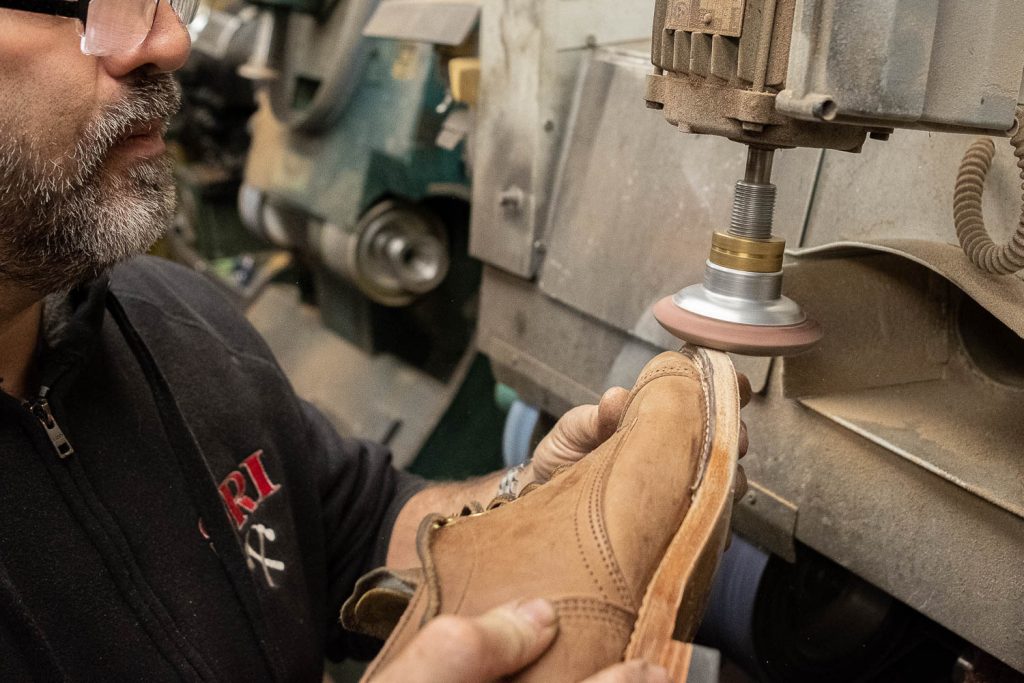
0, 0, 199, 56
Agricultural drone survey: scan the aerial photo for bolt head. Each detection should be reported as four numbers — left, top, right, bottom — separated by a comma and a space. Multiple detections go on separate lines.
498, 186, 526, 213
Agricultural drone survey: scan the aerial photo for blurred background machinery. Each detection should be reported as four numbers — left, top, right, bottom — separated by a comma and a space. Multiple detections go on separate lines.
471, 0, 1024, 679
169, 2, 265, 278
171, 0, 503, 472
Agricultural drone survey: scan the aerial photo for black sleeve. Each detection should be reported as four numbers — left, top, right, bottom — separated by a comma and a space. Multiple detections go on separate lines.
301, 400, 427, 661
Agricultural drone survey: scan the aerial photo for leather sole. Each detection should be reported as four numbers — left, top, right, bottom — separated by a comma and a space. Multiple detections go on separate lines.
623, 347, 740, 681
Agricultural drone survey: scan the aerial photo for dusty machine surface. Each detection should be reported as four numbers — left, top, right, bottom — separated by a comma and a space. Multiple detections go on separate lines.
470, 0, 1024, 677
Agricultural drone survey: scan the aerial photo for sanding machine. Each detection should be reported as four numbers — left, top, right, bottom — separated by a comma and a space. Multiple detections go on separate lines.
646, 0, 1024, 356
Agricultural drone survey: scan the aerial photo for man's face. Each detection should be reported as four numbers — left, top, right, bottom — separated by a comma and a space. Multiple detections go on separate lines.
0, 9, 190, 294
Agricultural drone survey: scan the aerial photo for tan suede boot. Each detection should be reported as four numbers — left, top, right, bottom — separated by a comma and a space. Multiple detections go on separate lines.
349, 348, 741, 681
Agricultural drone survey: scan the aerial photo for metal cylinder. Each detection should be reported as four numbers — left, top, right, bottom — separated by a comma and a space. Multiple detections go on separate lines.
744, 147, 775, 183
710, 231, 785, 273
339, 200, 451, 306
372, 229, 449, 296
703, 262, 783, 302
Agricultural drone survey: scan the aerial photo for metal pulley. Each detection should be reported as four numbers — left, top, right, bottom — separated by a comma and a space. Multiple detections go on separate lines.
317, 200, 450, 306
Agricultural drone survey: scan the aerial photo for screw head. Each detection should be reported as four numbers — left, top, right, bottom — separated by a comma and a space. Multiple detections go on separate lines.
499, 186, 526, 213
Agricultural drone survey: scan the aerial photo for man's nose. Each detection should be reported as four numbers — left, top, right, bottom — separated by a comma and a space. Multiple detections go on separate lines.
100, 2, 191, 78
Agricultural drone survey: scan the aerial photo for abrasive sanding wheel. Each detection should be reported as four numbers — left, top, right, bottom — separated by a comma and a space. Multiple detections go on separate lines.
654, 296, 822, 357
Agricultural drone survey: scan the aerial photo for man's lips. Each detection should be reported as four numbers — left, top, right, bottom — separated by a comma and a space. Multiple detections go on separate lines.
112, 121, 167, 158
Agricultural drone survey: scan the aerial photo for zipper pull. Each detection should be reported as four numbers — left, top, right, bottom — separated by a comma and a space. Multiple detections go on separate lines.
24, 394, 74, 459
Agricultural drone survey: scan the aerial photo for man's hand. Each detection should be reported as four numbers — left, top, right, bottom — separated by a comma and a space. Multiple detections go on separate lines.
530, 387, 630, 482
370, 598, 672, 683
530, 373, 751, 494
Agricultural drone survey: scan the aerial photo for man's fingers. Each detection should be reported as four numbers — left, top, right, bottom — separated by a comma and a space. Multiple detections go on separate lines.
737, 373, 752, 407
533, 387, 630, 481
734, 464, 748, 503
739, 420, 748, 458
372, 599, 558, 683
582, 660, 673, 683
596, 387, 629, 441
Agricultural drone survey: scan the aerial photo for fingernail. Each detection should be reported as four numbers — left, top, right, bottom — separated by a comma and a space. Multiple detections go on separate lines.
515, 598, 557, 628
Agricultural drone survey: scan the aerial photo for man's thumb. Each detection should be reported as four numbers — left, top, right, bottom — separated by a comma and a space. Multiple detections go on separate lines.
471, 599, 559, 678
372, 599, 559, 683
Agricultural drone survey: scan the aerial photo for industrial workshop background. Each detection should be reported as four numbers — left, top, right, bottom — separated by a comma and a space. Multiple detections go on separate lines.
164, 1, 1024, 681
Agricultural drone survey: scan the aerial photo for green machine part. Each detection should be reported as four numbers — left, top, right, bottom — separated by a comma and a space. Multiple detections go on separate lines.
245, 37, 468, 240
242, 29, 474, 360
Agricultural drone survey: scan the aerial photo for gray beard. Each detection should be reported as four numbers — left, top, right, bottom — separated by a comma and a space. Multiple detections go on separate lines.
0, 75, 182, 294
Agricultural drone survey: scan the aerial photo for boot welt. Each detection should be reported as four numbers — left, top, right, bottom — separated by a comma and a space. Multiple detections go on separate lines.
623, 347, 740, 681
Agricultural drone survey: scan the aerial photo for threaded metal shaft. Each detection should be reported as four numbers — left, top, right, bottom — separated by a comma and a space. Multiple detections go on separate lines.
729, 181, 777, 239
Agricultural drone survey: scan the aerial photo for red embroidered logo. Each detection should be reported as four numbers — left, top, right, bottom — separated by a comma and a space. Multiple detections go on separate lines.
218, 450, 281, 529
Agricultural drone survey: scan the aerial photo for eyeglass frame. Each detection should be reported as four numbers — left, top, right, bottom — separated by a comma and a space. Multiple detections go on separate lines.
0, 0, 191, 49
0, 0, 91, 23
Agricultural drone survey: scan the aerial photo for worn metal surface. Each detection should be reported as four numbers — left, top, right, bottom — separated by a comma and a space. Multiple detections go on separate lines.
778, 255, 950, 396
647, 0, 871, 150
666, 0, 747, 38
549, 2, 658, 51
802, 129, 1024, 249
802, 377, 1024, 520
363, 0, 480, 46
480, 266, 633, 416
468, 0, 651, 278
793, 240, 1024, 331
780, 0, 1024, 134
653, 0, 791, 88
247, 284, 471, 468
740, 370, 1024, 671
731, 481, 798, 563
778, 250, 1024, 520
